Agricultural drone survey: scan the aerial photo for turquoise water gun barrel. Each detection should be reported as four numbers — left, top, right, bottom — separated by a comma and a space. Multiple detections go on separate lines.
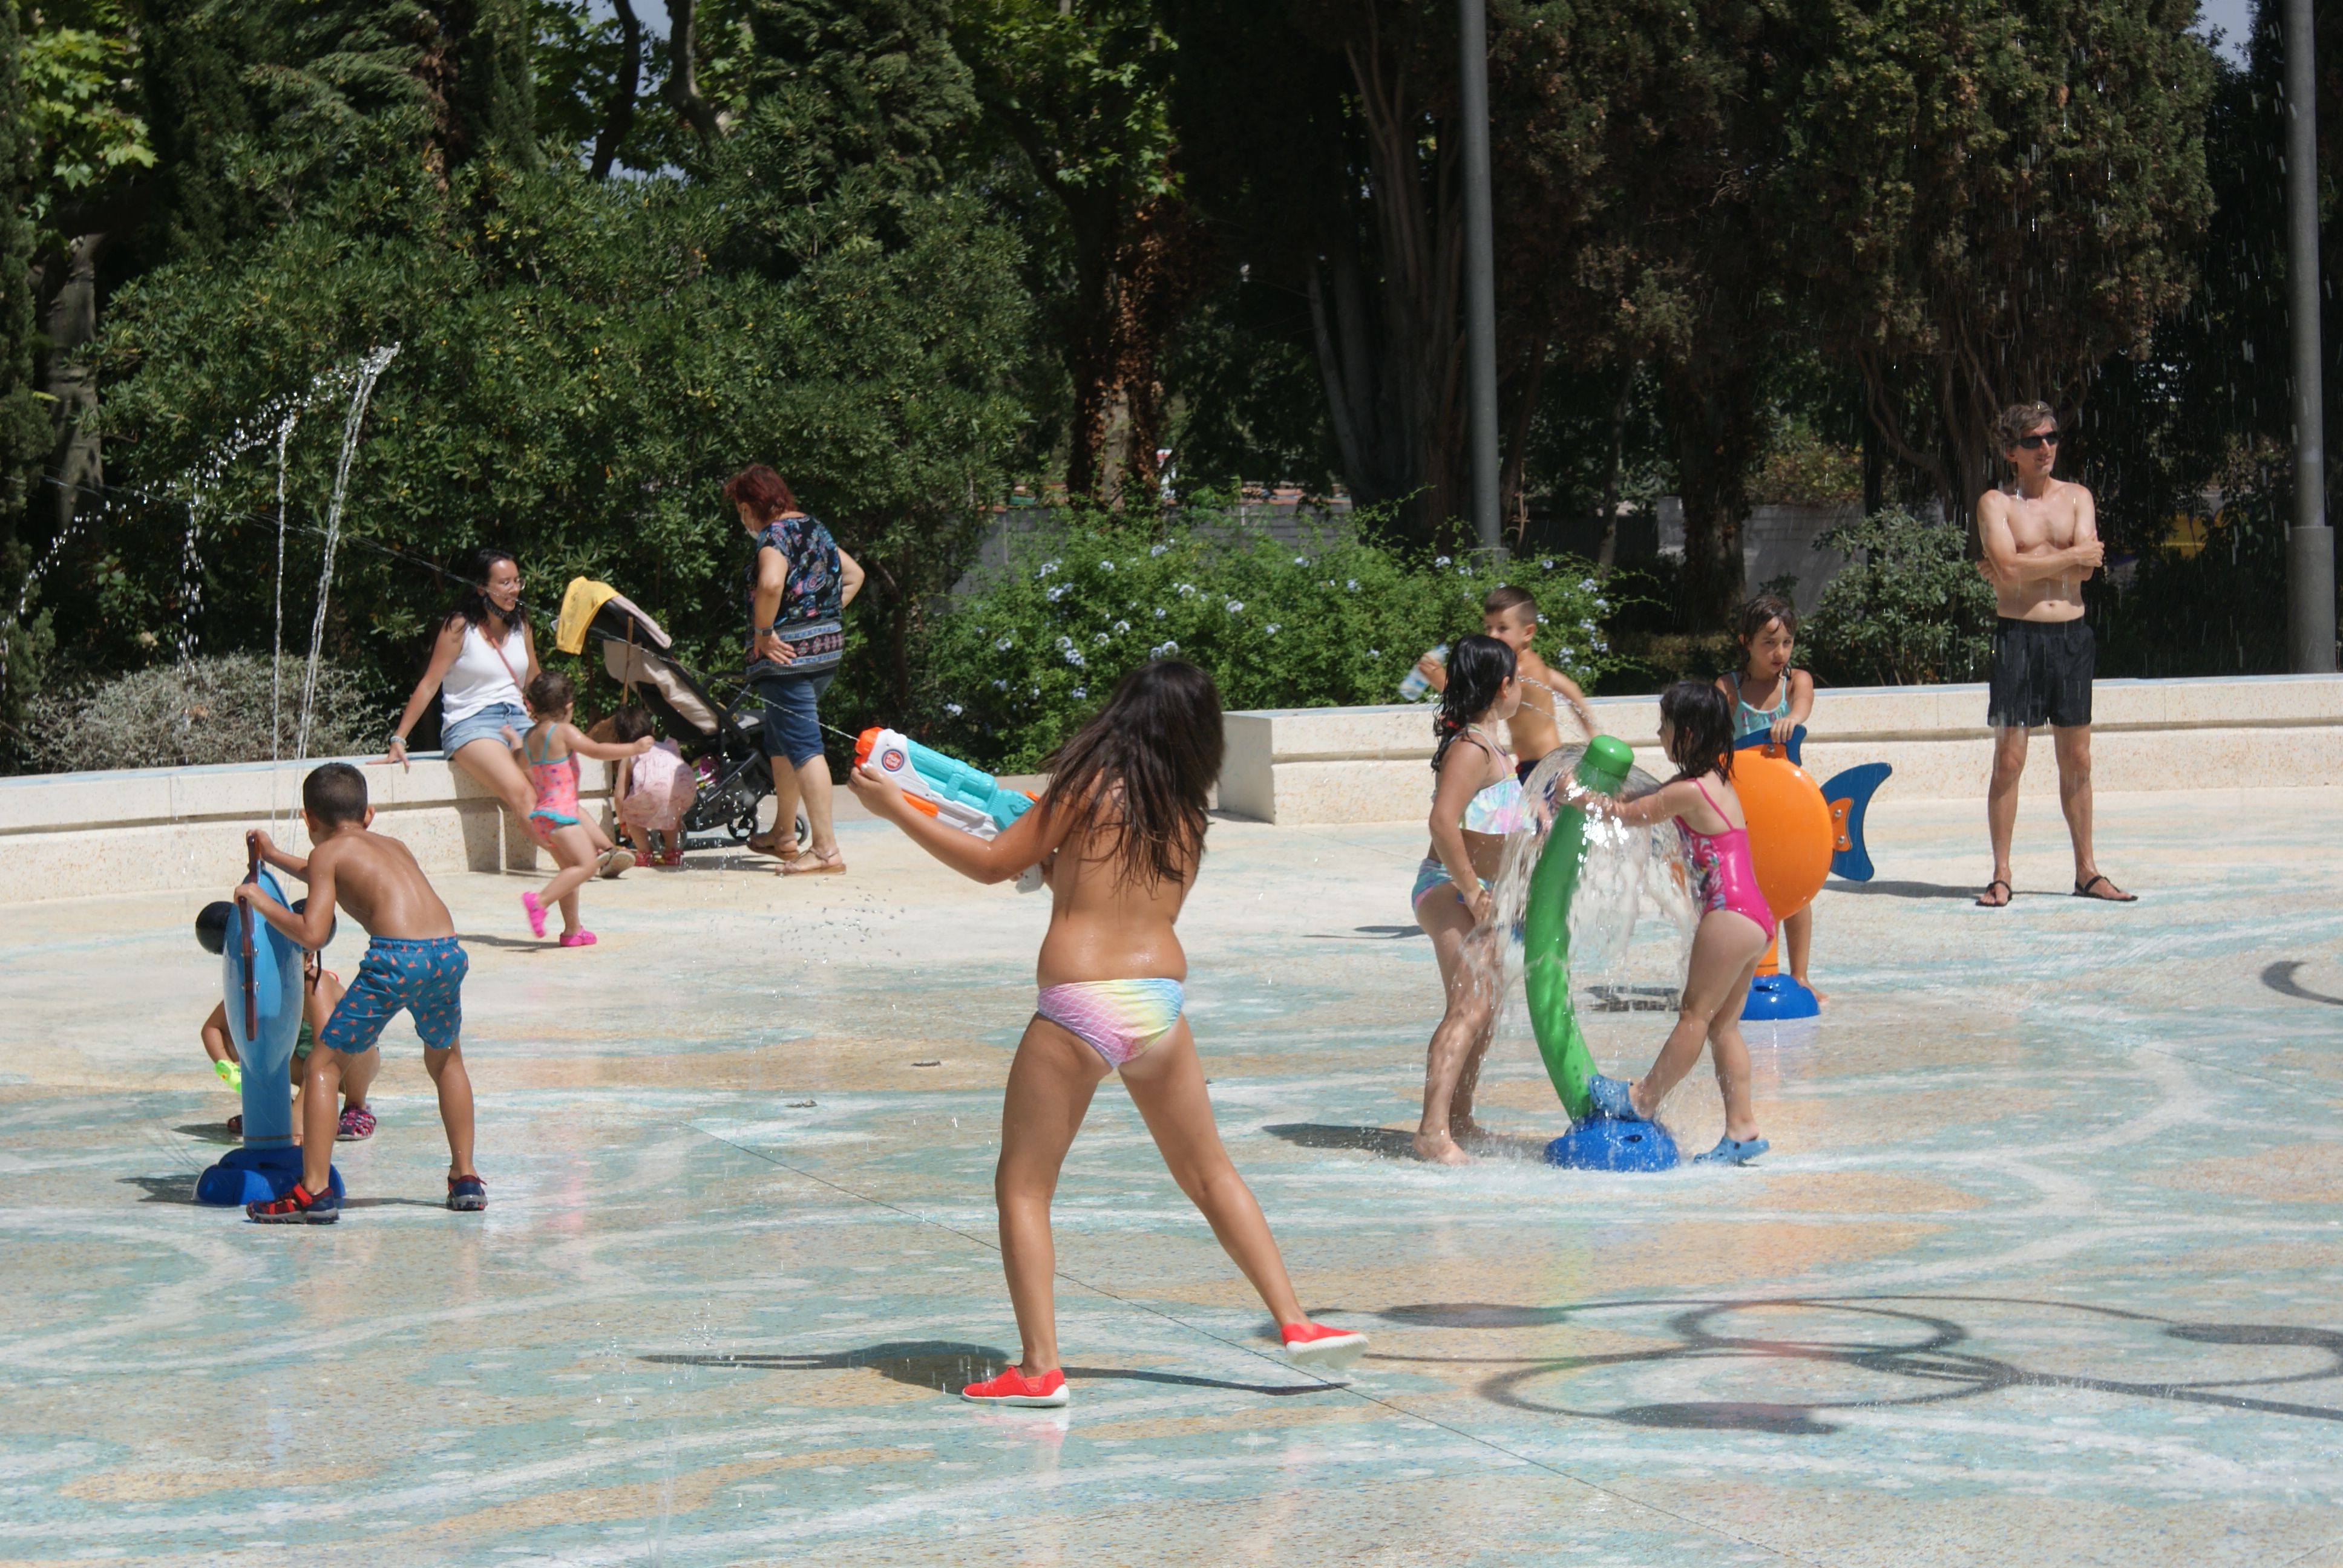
854, 728, 1034, 831
1521, 736, 1636, 1122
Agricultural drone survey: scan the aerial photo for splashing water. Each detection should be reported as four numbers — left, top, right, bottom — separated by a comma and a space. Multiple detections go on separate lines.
294, 344, 398, 765
1475, 743, 1697, 1124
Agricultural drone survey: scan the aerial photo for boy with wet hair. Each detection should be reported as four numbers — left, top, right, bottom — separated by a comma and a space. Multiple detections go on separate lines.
235, 761, 485, 1222
1417, 585, 1599, 782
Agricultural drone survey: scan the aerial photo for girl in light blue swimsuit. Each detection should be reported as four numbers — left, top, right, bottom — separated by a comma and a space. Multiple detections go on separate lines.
1412, 636, 1525, 1164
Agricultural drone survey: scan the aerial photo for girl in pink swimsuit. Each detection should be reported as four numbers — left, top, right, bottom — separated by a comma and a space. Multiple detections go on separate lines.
848, 661, 1366, 1408
505, 671, 652, 947
1580, 680, 1774, 1165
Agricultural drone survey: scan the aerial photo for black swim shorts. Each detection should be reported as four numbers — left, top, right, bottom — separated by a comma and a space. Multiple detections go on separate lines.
1986, 616, 2094, 729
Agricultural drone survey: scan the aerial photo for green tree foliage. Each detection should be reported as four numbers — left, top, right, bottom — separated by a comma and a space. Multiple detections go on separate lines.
89, 155, 1027, 736
1804, 509, 1999, 685
953, 0, 1206, 506
2, 1, 62, 736
1780, 0, 2215, 521
16, 1, 154, 234
923, 518, 1618, 769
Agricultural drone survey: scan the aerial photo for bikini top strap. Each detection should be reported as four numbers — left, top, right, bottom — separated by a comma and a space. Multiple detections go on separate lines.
1690, 774, 1722, 816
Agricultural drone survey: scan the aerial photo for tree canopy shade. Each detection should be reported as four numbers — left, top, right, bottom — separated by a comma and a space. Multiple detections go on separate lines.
954, 0, 1207, 507
1778, 0, 2215, 518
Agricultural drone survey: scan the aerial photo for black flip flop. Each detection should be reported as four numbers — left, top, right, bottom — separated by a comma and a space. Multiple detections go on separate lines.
1976, 879, 2011, 907
2074, 874, 2137, 903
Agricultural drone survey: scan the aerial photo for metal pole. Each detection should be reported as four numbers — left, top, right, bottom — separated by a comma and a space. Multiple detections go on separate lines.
1457, 0, 1502, 554
2283, 0, 2334, 672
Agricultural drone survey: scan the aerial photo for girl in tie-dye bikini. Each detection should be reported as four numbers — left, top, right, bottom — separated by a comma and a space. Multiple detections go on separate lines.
849, 661, 1367, 1408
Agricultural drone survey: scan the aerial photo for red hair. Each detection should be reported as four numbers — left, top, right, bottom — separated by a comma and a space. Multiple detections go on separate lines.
723, 464, 799, 520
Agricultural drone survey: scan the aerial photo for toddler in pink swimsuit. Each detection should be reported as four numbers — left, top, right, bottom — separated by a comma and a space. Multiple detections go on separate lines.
1577, 680, 1775, 1165
610, 706, 697, 865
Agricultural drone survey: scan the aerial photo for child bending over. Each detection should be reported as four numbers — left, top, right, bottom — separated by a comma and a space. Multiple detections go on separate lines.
609, 705, 696, 866
235, 762, 484, 1221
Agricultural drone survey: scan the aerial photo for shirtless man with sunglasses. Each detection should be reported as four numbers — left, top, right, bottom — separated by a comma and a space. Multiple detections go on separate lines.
1973, 401, 2134, 907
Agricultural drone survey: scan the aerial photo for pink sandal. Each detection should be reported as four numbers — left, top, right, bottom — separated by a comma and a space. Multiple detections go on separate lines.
559, 929, 597, 947
522, 890, 548, 938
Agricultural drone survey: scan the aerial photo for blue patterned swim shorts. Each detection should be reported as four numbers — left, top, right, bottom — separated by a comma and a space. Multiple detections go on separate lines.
318, 935, 468, 1054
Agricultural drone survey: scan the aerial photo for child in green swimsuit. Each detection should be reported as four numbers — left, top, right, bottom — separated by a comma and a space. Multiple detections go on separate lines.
197, 940, 378, 1140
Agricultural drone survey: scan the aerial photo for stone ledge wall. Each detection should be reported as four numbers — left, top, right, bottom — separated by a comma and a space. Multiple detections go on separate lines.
0, 753, 612, 902
1221, 675, 2343, 825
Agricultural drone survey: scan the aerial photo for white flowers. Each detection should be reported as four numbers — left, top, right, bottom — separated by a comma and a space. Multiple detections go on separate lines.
1435, 555, 1451, 569
1265, 622, 1282, 635
1224, 599, 1244, 614
992, 679, 1009, 690
1293, 555, 1309, 566
1038, 561, 1059, 578
995, 636, 1015, 650
1064, 648, 1086, 667
1176, 582, 1197, 597
944, 702, 963, 716
1113, 619, 1130, 634
1099, 559, 1116, 572
1580, 577, 1598, 592
1046, 584, 1070, 601
1346, 578, 1360, 592
1150, 640, 1179, 658
1540, 559, 1555, 570
1072, 686, 1087, 699
1153, 607, 1167, 619
1057, 635, 1073, 650
1149, 543, 1170, 557
1094, 632, 1110, 645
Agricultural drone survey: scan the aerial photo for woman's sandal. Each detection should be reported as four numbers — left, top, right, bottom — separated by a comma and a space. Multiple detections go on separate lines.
2073, 873, 2137, 903
747, 831, 798, 860
1976, 879, 2012, 907
780, 849, 846, 876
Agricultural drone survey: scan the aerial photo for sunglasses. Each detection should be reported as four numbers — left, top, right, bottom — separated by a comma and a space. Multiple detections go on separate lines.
2014, 433, 2059, 451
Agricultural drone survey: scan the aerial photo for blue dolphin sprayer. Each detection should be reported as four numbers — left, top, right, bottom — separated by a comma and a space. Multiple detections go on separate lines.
194, 834, 343, 1207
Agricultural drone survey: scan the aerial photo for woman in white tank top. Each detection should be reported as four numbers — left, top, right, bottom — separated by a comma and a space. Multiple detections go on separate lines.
384, 549, 544, 831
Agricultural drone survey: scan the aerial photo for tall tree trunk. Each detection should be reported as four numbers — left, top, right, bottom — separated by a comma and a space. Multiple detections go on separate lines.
1662, 359, 1762, 629
589, 0, 643, 180
1596, 358, 1636, 568
1106, 194, 1211, 505
37, 235, 106, 548
666, 0, 722, 141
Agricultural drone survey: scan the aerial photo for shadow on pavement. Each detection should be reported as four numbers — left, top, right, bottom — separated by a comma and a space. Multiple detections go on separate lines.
644, 1339, 1345, 1396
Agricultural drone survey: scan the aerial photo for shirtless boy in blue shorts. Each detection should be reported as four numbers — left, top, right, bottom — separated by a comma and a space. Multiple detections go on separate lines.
235, 762, 484, 1223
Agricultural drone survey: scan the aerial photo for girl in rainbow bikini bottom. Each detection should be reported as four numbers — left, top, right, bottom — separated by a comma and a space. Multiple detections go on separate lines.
848, 659, 1366, 1408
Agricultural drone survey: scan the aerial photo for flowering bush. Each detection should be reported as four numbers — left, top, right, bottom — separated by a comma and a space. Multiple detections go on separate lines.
917, 520, 1619, 770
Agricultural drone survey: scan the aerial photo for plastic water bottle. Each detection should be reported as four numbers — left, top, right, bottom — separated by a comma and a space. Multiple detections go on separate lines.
1397, 644, 1448, 702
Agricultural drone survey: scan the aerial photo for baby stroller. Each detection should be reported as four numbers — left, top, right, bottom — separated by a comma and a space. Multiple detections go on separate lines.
557, 580, 806, 850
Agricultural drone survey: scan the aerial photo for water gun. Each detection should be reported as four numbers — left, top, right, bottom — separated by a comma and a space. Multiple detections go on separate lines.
854, 728, 1046, 890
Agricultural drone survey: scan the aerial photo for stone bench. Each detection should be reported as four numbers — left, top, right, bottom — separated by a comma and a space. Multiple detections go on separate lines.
1219, 675, 2343, 824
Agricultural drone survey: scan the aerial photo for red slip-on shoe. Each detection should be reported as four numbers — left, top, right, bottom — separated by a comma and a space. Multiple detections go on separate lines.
1282, 1322, 1368, 1371
962, 1366, 1068, 1407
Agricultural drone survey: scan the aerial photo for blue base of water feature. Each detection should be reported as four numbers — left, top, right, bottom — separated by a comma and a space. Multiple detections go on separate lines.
1742, 973, 1821, 1021
194, 1146, 345, 1207
1545, 1117, 1680, 1172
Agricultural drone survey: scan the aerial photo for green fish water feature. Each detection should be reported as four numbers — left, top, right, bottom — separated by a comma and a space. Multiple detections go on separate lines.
1521, 734, 1679, 1170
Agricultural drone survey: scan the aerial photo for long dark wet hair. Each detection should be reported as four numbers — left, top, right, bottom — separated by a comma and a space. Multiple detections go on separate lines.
1432, 634, 1516, 771
1043, 659, 1221, 890
450, 547, 528, 632
1659, 679, 1735, 780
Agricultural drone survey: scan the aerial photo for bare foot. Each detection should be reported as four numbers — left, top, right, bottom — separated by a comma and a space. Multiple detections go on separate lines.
1447, 1115, 1490, 1143
1412, 1131, 1474, 1165
1797, 981, 1830, 1008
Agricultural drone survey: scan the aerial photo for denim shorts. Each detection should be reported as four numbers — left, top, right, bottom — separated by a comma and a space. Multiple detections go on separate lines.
440, 700, 527, 756
753, 670, 835, 767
